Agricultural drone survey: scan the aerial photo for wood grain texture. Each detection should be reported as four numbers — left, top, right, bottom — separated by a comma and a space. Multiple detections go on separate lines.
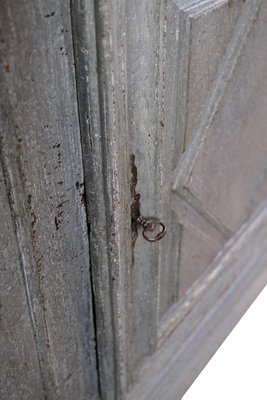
157, 0, 184, 320
70, 0, 266, 398
2, 0, 265, 399
0, 1, 99, 398
125, 0, 167, 381
78, 1, 266, 398
71, 0, 131, 398
0, 163, 44, 399
126, 1, 267, 398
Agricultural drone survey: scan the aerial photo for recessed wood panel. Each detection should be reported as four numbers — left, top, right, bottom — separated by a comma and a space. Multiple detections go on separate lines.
158, 0, 245, 317
183, 0, 242, 146
171, 0, 265, 298
178, 226, 218, 298
189, 6, 267, 231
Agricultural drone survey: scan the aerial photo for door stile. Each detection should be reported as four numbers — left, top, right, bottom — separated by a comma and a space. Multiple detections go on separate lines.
71, 0, 131, 398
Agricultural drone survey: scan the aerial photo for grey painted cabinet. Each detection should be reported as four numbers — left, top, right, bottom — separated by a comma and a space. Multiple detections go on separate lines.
1, 0, 267, 399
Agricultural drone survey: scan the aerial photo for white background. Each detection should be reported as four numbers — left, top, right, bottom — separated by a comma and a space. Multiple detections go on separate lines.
183, 285, 267, 400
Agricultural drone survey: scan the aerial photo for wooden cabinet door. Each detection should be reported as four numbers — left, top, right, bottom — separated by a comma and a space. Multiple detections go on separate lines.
72, 0, 267, 399
1, 1, 267, 400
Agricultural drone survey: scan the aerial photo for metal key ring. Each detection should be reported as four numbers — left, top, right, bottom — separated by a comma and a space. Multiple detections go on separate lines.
138, 216, 167, 242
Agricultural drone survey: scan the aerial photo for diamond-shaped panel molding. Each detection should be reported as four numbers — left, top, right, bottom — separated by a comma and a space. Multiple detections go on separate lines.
171, 0, 266, 297
188, 10, 267, 231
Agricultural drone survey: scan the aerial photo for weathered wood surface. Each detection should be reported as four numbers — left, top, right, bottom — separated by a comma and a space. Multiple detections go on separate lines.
0, 163, 44, 399
77, 0, 266, 398
122, 0, 255, 385
158, 0, 243, 309
124, 0, 265, 389
173, 0, 264, 297
171, 1, 264, 295
125, 0, 169, 381
0, 1, 99, 399
126, 0, 267, 398
71, 0, 131, 398
1, 0, 267, 399
128, 202, 267, 400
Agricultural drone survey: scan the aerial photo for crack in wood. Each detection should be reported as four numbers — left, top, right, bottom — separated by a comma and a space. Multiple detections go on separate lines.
130, 153, 140, 248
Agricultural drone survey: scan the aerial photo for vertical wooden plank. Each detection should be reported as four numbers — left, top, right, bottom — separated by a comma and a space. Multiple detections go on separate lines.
158, 0, 184, 318
71, 0, 131, 399
0, 164, 44, 400
71, 0, 168, 391
125, 0, 166, 382
0, 1, 99, 398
